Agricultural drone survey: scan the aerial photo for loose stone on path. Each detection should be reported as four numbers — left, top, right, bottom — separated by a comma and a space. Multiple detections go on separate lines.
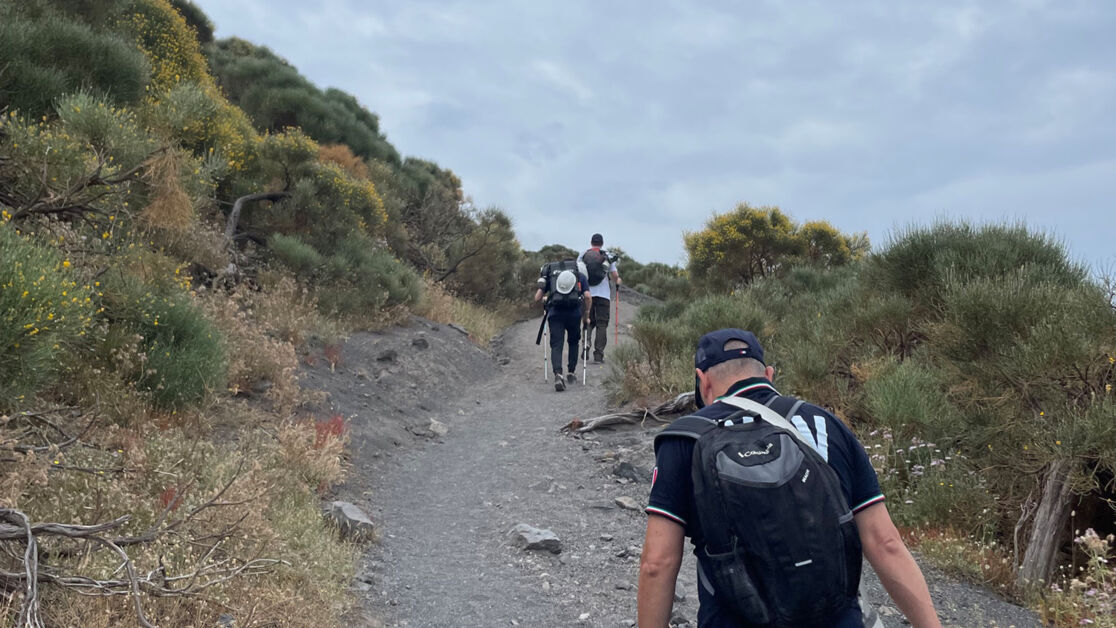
509, 523, 562, 554
324, 501, 376, 542
614, 496, 641, 511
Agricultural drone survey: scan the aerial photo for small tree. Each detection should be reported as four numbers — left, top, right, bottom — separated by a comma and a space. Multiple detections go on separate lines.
684, 204, 865, 293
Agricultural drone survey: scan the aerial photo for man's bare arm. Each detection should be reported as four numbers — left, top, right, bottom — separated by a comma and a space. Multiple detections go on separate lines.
855, 503, 941, 628
637, 515, 684, 627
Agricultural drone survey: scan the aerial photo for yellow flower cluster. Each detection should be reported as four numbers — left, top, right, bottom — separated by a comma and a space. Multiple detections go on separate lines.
123, 0, 256, 172
317, 162, 387, 234
1, 228, 97, 352
123, 0, 213, 94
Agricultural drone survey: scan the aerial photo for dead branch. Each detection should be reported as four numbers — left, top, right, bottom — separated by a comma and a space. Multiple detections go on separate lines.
0, 503, 285, 628
568, 391, 695, 433
1, 410, 97, 454
223, 191, 290, 243
433, 218, 504, 282
0, 415, 278, 626
113, 459, 245, 547
6, 148, 167, 223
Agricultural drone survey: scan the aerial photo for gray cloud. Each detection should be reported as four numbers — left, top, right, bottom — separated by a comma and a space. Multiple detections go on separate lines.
196, 0, 1116, 270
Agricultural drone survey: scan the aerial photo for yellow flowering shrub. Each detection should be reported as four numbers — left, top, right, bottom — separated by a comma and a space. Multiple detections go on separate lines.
0, 224, 96, 408
122, 0, 212, 93
122, 0, 258, 173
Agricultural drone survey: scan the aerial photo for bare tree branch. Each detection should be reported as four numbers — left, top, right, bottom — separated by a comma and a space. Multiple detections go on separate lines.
223, 192, 290, 243
566, 392, 694, 433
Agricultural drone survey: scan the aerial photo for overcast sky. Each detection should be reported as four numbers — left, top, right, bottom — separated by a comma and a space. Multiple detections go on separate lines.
197, 0, 1115, 270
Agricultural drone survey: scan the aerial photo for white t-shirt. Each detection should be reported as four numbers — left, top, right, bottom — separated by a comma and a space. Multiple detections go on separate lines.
577, 248, 618, 300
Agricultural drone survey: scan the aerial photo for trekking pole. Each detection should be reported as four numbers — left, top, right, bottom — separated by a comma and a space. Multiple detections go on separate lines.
543, 318, 549, 382
614, 280, 620, 346
582, 322, 589, 385
535, 305, 549, 382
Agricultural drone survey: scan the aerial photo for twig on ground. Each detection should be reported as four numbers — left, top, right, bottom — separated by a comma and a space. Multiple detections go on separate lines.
567, 391, 695, 433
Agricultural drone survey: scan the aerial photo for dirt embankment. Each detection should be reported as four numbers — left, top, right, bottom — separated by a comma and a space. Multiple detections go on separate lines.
301, 305, 1040, 627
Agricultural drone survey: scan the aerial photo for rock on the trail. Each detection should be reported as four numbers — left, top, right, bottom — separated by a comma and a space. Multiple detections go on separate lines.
615, 496, 641, 511
612, 461, 646, 483
674, 581, 686, 603
428, 419, 449, 437
375, 349, 397, 362
412, 337, 429, 349
324, 501, 376, 542
509, 523, 562, 554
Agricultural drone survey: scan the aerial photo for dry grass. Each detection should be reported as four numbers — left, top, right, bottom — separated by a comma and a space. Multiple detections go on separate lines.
417, 278, 514, 347
254, 271, 345, 347
1, 401, 358, 627
141, 149, 194, 232
901, 527, 1018, 594
197, 287, 299, 410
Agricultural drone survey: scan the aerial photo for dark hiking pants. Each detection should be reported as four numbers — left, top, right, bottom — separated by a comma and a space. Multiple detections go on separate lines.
589, 296, 611, 360
548, 310, 582, 375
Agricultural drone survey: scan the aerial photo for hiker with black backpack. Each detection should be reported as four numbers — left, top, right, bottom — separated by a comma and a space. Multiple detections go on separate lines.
534, 259, 591, 391
577, 233, 621, 363
637, 329, 941, 628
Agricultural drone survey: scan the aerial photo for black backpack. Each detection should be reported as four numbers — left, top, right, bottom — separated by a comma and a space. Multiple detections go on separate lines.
653, 395, 861, 626
542, 260, 582, 310
582, 248, 609, 285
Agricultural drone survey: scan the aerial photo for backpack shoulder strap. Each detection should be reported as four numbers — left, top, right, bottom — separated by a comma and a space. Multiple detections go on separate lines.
718, 396, 813, 450
653, 415, 716, 454
765, 394, 805, 424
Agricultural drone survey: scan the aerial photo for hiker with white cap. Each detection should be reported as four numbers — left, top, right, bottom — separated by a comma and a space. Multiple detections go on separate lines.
534, 259, 591, 391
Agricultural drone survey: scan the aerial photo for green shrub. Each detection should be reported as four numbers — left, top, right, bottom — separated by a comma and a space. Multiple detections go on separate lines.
316, 237, 421, 317
55, 92, 156, 165
269, 234, 323, 277
679, 295, 768, 351
863, 358, 960, 439
0, 11, 150, 116
103, 275, 227, 409
867, 221, 1085, 308
0, 224, 96, 408
169, 0, 213, 44
206, 38, 400, 164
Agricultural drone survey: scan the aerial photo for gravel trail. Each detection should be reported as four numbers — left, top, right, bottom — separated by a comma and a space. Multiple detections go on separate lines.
316, 301, 1042, 628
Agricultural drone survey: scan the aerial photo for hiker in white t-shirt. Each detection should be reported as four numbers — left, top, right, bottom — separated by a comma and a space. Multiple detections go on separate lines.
576, 233, 621, 363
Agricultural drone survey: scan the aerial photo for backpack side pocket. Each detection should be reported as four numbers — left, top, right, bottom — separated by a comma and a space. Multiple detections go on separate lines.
701, 540, 771, 624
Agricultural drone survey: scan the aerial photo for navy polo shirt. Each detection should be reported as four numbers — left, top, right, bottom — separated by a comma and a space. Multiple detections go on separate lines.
646, 377, 884, 628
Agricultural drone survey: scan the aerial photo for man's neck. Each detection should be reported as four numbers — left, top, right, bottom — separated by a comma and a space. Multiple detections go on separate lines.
716, 376, 777, 401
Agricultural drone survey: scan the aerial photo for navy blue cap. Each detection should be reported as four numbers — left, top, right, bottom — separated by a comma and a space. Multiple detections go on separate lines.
694, 329, 765, 408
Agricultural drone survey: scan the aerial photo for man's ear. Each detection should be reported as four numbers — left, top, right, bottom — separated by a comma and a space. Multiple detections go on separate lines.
765, 365, 776, 382
696, 368, 712, 399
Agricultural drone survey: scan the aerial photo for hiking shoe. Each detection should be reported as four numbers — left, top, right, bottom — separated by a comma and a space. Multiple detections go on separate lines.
592, 356, 605, 364
554, 377, 566, 392
567, 372, 576, 385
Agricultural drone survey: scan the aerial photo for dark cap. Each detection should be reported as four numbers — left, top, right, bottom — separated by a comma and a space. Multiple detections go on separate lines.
591, 233, 604, 245
694, 329, 765, 408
